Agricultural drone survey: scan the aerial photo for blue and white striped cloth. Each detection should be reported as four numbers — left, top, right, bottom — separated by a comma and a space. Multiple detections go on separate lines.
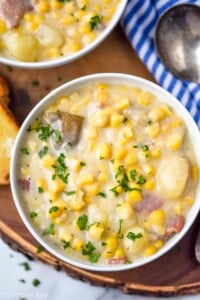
121, 0, 200, 128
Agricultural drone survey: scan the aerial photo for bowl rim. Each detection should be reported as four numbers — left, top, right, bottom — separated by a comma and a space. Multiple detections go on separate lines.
10, 73, 200, 271
0, 0, 127, 69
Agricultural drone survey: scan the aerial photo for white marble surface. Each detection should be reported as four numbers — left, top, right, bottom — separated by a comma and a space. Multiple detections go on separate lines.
0, 238, 199, 300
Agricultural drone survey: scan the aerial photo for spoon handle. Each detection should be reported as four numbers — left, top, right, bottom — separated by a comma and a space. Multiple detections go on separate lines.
195, 229, 200, 262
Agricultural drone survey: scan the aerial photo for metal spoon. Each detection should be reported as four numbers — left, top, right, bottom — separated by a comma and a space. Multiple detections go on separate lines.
155, 4, 200, 83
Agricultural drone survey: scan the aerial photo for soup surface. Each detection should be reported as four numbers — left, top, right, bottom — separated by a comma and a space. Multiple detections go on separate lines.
18, 82, 198, 265
0, 0, 120, 62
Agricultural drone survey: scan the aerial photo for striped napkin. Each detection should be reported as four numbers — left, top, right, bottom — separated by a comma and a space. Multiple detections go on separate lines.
121, 0, 200, 128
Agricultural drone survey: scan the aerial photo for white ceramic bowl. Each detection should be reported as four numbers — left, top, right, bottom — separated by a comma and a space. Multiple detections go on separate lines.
0, 1, 127, 69
10, 73, 200, 271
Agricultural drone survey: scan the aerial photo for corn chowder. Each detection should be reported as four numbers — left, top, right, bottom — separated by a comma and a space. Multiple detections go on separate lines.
18, 82, 198, 265
0, 0, 120, 62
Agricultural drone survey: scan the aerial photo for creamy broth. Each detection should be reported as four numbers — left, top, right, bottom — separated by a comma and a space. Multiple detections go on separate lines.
18, 82, 198, 265
0, 0, 120, 62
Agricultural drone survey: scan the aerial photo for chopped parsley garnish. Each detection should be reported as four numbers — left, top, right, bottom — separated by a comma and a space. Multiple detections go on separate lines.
115, 165, 124, 180
42, 223, 55, 236
82, 241, 100, 263
21, 147, 29, 155
61, 240, 70, 249
141, 144, 149, 151
19, 279, 26, 283
130, 169, 137, 180
38, 187, 44, 193
122, 117, 128, 123
117, 219, 124, 238
38, 146, 48, 158
76, 214, 88, 230
52, 130, 62, 143
36, 246, 44, 253
127, 232, 143, 241
19, 262, 31, 271
64, 190, 75, 196
136, 175, 146, 185
102, 241, 107, 246
90, 15, 102, 31
110, 158, 115, 164
37, 124, 51, 141
32, 278, 41, 287
32, 79, 40, 87
80, 161, 86, 167
49, 206, 59, 214
81, 5, 87, 10
30, 211, 38, 219
97, 192, 106, 198
53, 153, 69, 183
99, 156, 104, 160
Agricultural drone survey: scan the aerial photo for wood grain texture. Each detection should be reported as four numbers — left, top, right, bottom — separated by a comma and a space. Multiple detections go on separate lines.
0, 26, 200, 296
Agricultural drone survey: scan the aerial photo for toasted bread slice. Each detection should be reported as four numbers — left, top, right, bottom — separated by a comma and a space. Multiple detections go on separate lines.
0, 100, 19, 184
0, 75, 10, 105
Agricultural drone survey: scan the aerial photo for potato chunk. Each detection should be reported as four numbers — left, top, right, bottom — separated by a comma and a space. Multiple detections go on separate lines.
157, 156, 189, 199
3, 31, 39, 62
37, 24, 64, 48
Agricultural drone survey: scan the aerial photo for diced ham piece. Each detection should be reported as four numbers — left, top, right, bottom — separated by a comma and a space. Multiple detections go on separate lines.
18, 179, 30, 191
107, 257, 127, 265
165, 215, 185, 238
0, 0, 27, 28
135, 193, 163, 215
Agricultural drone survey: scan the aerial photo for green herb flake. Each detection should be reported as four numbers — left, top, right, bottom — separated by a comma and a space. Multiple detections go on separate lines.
21, 147, 29, 155
61, 240, 70, 249
38, 146, 48, 158
19, 279, 26, 283
53, 153, 69, 183
99, 156, 104, 160
90, 15, 102, 31
141, 144, 149, 151
122, 117, 128, 123
130, 169, 137, 180
32, 278, 41, 287
32, 79, 40, 87
97, 192, 106, 198
36, 246, 44, 253
117, 219, 124, 239
127, 232, 143, 241
80, 161, 86, 167
64, 190, 75, 196
52, 130, 62, 143
110, 158, 115, 164
49, 206, 59, 214
136, 175, 146, 185
81, 5, 87, 11
102, 241, 107, 246
76, 214, 88, 230
82, 241, 100, 263
42, 223, 55, 236
38, 186, 44, 193
110, 185, 120, 197
30, 211, 38, 219
36, 124, 51, 141
19, 262, 31, 271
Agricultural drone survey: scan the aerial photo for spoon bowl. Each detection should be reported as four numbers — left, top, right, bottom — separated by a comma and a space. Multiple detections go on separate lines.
155, 4, 200, 83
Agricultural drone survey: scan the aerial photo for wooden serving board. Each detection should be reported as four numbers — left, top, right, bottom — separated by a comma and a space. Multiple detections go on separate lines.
0, 26, 200, 297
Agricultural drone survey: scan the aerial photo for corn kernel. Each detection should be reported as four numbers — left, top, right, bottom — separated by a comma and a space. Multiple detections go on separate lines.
143, 165, 155, 177
171, 118, 183, 127
51, 0, 63, 9
106, 236, 118, 252
46, 191, 58, 202
42, 155, 57, 169
28, 140, 37, 151
98, 171, 108, 183
124, 153, 137, 165
79, 174, 94, 186
162, 123, 171, 133
103, 250, 114, 258
126, 190, 142, 203
88, 224, 104, 240
117, 202, 134, 219
191, 164, 199, 181
36, 178, 47, 190
149, 209, 166, 226
114, 148, 127, 160
175, 202, 183, 215
146, 123, 160, 138
51, 178, 66, 193
24, 13, 34, 22
84, 183, 100, 196
48, 206, 63, 219
144, 179, 155, 191
167, 133, 183, 150
60, 232, 73, 243
99, 143, 112, 159
97, 83, 108, 90
120, 126, 134, 144
151, 148, 161, 159
53, 212, 67, 225
61, 16, 74, 25
154, 239, 164, 249
72, 238, 84, 251
82, 31, 96, 45
64, 2, 76, 13
96, 90, 108, 104
137, 91, 153, 106
115, 98, 130, 110
69, 40, 81, 52
148, 107, 166, 122
28, 22, 39, 31
34, 15, 44, 23
21, 167, 30, 177
90, 110, 109, 127
79, 24, 90, 34
38, 2, 50, 13
184, 196, 194, 206
110, 114, 124, 127
144, 245, 157, 256
114, 247, 125, 258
